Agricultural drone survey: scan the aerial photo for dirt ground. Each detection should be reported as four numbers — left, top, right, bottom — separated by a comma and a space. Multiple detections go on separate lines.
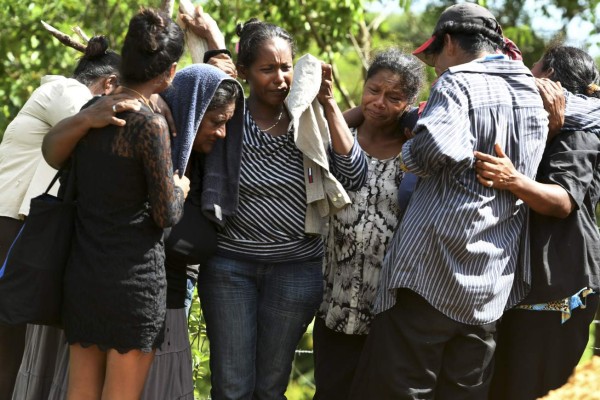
539, 356, 600, 399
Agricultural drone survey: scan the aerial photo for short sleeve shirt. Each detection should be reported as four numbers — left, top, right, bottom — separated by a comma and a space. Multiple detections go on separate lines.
525, 130, 600, 303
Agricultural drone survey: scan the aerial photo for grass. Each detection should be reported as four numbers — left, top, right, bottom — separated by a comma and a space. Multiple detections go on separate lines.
580, 319, 598, 364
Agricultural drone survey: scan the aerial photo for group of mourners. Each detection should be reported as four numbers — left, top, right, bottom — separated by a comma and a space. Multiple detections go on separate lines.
0, 2, 599, 400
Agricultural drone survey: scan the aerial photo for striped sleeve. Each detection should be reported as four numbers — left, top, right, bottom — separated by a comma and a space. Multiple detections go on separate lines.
563, 90, 600, 133
328, 139, 367, 191
402, 82, 473, 177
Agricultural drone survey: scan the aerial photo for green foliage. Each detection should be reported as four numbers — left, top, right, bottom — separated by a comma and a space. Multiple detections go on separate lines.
0, 0, 163, 141
187, 287, 211, 399
1, 0, 598, 138
199, 0, 371, 51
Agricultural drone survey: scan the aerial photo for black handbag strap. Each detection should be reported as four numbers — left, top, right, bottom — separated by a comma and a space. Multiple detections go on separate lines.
44, 170, 63, 194
44, 155, 77, 200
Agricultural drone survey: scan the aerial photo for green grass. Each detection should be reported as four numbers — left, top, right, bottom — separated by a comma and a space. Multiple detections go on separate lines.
580, 320, 597, 364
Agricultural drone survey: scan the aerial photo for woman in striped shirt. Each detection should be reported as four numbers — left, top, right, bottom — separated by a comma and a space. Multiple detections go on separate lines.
196, 18, 367, 399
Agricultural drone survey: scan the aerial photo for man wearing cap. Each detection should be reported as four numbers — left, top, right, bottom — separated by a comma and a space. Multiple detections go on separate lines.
349, 3, 548, 399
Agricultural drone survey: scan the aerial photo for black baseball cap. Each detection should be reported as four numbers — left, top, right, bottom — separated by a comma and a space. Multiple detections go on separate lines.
413, 3, 501, 66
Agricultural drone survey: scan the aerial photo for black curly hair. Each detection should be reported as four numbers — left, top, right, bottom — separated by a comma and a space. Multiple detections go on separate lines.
539, 45, 600, 99
366, 48, 425, 103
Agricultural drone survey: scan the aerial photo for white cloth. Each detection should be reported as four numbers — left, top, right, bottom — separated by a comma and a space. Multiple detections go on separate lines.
0, 76, 91, 219
285, 54, 351, 235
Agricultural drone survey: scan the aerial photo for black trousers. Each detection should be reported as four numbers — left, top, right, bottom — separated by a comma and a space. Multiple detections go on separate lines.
489, 294, 599, 400
313, 317, 368, 400
349, 289, 497, 400
0, 216, 26, 400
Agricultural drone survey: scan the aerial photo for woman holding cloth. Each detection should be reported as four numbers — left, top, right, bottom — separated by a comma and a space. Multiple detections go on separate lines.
314, 48, 425, 400
196, 18, 367, 399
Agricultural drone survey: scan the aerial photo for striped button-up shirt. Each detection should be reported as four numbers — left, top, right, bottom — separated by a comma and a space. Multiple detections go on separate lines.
376, 57, 548, 325
563, 91, 600, 134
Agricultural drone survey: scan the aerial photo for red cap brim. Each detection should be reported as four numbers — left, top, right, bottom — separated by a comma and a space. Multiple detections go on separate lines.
412, 36, 436, 66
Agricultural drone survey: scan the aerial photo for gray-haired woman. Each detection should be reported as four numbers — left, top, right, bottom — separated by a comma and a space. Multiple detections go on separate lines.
313, 48, 425, 400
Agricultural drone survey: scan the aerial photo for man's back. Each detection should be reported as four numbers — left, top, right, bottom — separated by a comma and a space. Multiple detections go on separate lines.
377, 57, 548, 325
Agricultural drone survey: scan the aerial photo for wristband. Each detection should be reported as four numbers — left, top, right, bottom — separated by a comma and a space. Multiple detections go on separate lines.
203, 49, 232, 63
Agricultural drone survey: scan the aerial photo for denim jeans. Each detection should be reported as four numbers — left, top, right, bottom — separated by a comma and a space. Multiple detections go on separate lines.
197, 255, 323, 400
184, 278, 196, 318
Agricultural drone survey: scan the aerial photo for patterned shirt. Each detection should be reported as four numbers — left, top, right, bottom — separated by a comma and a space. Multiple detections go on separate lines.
377, 57, 548, 325
319, 128, 404, 335
217, 109, 366, 263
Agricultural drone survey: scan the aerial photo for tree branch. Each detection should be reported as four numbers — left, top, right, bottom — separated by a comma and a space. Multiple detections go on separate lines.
72, 26, 89, 43
327, 50, 355, 109
41, 20, 86, 53
348, 31, 369, 71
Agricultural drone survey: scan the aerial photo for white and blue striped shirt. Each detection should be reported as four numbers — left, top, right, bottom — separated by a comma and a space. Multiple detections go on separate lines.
563, 91, 600, 134
376, 57, 549, 325
217, 109, 367, 263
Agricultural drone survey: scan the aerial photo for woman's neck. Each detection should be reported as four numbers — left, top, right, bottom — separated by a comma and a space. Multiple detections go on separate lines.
246, 95, 284, 120
247, 95, 290, 136
356, 119, 408, 160
117, 83, 154, 110
358, 121, 400, 140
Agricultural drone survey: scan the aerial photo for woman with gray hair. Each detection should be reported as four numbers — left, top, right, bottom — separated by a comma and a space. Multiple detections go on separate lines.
313, 48, 424, 400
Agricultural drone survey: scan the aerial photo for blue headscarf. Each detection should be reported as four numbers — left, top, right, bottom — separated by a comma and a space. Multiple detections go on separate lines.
161, 63, 245, 225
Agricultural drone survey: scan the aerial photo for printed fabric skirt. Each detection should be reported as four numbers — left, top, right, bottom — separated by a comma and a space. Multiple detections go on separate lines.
11, 324, 66, 400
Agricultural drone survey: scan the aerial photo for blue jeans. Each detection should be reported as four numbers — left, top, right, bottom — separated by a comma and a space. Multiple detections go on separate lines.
184, 278, 196, 317
197, 255, 323, 400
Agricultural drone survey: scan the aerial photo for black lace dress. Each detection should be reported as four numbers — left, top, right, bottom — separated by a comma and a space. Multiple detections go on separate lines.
62, 100, 184, 353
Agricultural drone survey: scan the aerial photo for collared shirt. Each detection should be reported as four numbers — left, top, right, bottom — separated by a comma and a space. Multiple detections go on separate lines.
563, 91, 600, 134
0, 76, 91, 219
377, 58, 548, 325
